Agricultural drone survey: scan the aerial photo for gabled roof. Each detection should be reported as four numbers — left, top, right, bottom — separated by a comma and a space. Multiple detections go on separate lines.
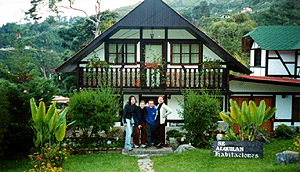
243, 26, 300, 50
230, 74, 300, 87
56, 0, 251, 75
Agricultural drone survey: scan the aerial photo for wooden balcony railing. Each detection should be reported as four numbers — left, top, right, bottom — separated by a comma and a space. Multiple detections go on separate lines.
79, 66, 229, 91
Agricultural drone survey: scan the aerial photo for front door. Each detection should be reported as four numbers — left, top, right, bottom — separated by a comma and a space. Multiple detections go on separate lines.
141, 41, 166, 88
140, 96, 166, 144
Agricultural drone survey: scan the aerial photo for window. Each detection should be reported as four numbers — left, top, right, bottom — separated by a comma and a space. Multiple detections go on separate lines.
170, 42, 201, 65
107, 42, 137, 65
254, 49, 261, 67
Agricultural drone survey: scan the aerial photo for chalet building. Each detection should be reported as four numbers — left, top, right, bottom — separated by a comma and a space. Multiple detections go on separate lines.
231, 26, 300, 132
55, 0, 251, 129
219, 14, 230, 19
241, 7, 253, 13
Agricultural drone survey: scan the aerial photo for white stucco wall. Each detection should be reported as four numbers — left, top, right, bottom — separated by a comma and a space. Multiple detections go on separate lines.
167, 95, 183, 120
275, 95, 292, 120
268, 50, 295, 75
203, 45, 224, 62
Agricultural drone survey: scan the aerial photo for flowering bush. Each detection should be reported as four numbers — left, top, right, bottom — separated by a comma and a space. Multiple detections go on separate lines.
28, 144, 74, 171
288, 136, 300, 153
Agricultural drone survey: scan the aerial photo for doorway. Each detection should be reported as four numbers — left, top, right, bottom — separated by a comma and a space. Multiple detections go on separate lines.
140, 41, 166, 88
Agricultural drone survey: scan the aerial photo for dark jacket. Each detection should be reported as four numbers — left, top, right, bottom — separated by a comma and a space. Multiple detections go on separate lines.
122, 103, 138, 125
136, 107, 147, 126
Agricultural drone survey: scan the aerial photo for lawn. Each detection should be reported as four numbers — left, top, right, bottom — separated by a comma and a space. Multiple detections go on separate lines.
1, 137, 299, 172
151, 138, 300, 172
1, 153, 139, 172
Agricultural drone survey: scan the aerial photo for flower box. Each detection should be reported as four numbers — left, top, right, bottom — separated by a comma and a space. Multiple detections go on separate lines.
146, 62, 159, 68
211, 141, 263, 158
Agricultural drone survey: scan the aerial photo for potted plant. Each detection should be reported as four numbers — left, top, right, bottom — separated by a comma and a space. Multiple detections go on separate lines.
86, 56, 110, 78
211, 99, 277, 158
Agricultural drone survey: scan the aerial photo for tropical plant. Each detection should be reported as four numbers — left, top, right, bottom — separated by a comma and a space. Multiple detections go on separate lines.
220, 99, 277, 141
30, 98, 74, 148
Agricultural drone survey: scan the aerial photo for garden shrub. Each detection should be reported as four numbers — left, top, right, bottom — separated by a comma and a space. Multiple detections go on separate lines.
0, 78, 58, 159
178, 89, 221, 148
275, 124, 294, 138
68, 86, 121, 144
166, 130, 185, 141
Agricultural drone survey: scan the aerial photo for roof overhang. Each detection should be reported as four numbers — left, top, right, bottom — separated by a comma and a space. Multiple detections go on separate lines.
55, 0, 251, 75
230, 74, 300, 87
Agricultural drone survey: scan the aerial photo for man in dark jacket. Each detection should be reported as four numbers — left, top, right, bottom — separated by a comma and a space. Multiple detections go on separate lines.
134, 100, 147, 148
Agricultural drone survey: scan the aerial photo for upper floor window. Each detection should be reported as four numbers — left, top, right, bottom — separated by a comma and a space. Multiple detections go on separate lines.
106, 41, 137, 65
254, 49, 261, 67
170, 42, 202, 65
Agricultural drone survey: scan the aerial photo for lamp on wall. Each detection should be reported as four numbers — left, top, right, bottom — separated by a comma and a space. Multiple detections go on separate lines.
150, 29, 154, 39
282, 95, 288, 98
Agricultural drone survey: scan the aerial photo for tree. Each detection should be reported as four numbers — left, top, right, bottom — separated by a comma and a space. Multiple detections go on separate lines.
251, 0, 300, 26
206, 13, 257, 67
191, 1, 210, 23
58, 10, 119, 52
26, 0, 113, 37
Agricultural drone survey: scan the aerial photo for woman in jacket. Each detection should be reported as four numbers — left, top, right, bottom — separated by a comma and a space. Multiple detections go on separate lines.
154, 96, 172, 148
122, 96, 138, 150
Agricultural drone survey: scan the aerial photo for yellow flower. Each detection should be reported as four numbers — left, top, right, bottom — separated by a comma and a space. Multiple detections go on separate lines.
63, 148, 66, 151
55, 157, 59, 159
225, 135, 228, 137
41, 166, 45, 168
59, 151, 61, 153
34, 165, 37, 168
288, 147, 291, 149
65, 157, 68, 159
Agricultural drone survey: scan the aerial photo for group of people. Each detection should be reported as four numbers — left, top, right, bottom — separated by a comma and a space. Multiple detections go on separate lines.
122, 95, 172, 150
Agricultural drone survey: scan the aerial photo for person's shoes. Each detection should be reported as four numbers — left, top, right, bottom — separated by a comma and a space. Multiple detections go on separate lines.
140, 144, 147, 148
156, 143, 163, 149
134, 144, 139, 148
127, 147, 133, 151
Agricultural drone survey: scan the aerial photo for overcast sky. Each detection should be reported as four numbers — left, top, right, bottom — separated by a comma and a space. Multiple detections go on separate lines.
0, 0, 142, 26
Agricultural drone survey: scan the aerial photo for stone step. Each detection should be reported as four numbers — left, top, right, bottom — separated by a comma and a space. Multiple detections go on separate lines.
122, 147, 173, 156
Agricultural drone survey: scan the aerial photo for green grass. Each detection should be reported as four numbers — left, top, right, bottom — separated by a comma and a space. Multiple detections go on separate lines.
1, 153, 139, 172
2, 137, 300, 172
151, 138, 300, 172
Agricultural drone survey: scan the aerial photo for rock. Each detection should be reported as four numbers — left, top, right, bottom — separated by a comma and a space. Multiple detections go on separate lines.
276, 150, 299, 164
174, 144, 196, 153
256, 131, 270, 143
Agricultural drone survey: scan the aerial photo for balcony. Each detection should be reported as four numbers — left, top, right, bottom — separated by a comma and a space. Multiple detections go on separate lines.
78, 66, 229, 93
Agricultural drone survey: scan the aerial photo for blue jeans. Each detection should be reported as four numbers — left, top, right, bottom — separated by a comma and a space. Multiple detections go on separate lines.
124, 118, 133, 149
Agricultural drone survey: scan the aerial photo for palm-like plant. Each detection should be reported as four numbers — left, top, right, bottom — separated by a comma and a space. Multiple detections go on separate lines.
220, 99, 276, 141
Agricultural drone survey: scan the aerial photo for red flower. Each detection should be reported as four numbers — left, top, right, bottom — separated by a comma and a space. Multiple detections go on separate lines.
36, 157, 41, 160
